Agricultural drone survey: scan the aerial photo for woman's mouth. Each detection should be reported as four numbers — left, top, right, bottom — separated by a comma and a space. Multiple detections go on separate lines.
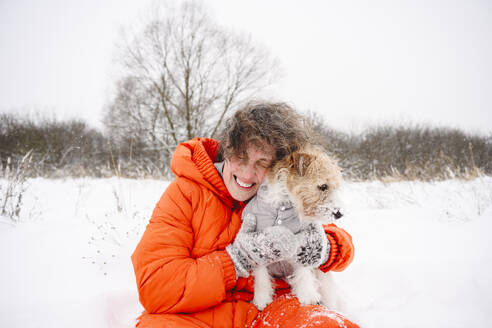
234, 175, 255, 189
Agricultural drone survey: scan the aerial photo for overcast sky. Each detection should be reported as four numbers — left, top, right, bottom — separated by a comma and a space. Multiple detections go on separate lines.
1, 0, 491, 134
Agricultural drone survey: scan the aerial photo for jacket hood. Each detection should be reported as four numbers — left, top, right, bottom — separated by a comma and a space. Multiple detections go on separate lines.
171, 138, 237, 207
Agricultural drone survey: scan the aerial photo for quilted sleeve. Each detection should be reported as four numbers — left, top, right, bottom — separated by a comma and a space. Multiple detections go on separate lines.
319, 224, 355, 272
131, 179, 237, 314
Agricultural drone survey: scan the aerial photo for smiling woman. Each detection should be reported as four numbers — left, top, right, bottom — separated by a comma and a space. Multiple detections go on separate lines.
131, 101, 358, 327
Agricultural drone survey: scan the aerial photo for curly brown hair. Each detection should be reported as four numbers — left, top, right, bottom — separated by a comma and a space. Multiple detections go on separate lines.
218, 102, 311, 163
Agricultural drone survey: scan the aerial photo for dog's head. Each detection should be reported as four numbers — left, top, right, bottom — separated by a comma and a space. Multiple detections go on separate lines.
268, 146, 343, 221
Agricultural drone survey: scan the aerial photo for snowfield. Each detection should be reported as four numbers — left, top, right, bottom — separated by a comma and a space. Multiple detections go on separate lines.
1, 177, 491, 327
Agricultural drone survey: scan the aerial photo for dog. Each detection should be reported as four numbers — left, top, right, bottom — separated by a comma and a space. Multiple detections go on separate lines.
241, 145, 344, 310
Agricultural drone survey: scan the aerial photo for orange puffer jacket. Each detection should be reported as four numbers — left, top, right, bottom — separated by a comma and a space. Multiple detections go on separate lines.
131, 138, 356, 328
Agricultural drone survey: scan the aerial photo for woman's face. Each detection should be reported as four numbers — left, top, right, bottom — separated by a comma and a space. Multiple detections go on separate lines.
223, 142, 274, 202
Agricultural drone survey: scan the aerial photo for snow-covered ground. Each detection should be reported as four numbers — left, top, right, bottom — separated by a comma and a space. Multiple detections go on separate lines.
1, 177, 491, 327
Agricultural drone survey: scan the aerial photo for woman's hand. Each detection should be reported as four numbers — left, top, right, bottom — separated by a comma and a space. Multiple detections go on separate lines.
294, 222, 330, 267
226, 214, 297, 278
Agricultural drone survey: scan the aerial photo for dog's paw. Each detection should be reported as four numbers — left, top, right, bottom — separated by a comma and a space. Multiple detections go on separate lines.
296, 288, 322, 306
253, 293, 273, 311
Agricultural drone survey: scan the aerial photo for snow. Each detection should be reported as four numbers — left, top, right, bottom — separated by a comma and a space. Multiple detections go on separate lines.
1, 176, 492, 327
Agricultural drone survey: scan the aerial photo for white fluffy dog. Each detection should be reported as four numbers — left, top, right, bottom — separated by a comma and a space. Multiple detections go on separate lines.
241, 145, 345, 310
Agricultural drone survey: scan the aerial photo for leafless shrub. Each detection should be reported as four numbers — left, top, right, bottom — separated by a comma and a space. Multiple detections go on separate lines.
316, 122, 491, 181
0, 113, 109, 178
0, 151, 32, 221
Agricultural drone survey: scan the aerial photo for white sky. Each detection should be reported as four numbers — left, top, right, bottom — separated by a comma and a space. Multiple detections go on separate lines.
0, 0, 491, 134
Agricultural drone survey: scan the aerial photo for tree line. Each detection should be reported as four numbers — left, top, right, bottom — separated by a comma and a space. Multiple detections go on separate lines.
314, 119, 491, 181
1, 111, 490, 181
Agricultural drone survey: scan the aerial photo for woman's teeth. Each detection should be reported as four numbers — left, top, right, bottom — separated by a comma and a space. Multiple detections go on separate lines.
235, 176, 253, 188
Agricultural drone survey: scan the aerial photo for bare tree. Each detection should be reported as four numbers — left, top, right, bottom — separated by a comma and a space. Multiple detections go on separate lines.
104, 0, 279, 167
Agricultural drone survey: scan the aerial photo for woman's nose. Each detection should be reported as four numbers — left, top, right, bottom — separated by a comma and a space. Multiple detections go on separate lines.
238, 162, 256, 180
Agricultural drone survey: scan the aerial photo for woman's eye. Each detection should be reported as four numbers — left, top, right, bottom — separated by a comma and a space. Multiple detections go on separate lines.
256, 161, 270, 169
234, 156, 247, 164
318, 184, 328, 191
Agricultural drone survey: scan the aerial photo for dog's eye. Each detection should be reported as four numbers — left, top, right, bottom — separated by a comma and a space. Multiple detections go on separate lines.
318, 184, 328, 191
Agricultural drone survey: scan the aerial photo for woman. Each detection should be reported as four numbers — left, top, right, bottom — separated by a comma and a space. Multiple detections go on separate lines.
131, 102, 358, 327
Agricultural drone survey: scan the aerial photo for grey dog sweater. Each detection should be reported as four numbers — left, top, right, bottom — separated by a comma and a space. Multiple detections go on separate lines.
242, 184, 302, 233
242, 183, 302, 278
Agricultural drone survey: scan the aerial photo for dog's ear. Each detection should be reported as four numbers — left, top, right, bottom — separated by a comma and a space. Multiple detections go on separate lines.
274, 167, 288, 182
291, 152, 315, 176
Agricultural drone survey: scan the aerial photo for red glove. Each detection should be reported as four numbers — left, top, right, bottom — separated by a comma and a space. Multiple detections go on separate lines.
319, 224, 355, 272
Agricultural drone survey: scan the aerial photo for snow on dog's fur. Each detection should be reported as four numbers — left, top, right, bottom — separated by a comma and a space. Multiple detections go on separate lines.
246, 145, 345, 310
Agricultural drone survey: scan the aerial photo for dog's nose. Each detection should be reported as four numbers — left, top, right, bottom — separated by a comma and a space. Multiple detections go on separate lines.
333, 210, 343, 219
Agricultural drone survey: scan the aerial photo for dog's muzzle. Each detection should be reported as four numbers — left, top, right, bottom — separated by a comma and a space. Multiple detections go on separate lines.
316, 205, 344, 221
